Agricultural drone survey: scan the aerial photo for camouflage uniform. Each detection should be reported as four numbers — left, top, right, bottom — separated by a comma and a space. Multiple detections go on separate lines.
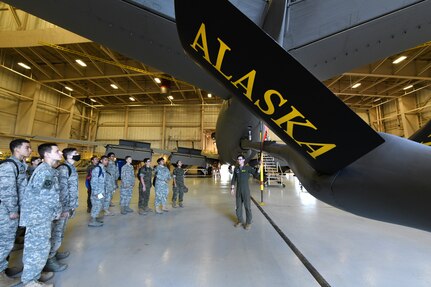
103, 169, 116, 211
106, 160, 119, 192
154, 165, 171, 209
138, 166, 153, 210
120, 164, 135, 208
172, 166, 186, 205
48, 162, 78, 259
20, 162, 61, 284
0, 156, 27, 273
90, 164, 106, 219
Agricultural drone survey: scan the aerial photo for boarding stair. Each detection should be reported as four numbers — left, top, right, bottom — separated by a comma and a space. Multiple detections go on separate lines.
262, 153, 285, 187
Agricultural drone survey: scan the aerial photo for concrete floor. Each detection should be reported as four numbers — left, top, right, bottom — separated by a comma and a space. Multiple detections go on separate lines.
8, 166, 431, 287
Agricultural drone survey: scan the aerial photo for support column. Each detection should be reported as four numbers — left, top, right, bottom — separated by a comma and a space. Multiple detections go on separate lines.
161, 107, 166, 149
200, 105, 204, 150
123, 107, 129, 139
55, 96, 75, 150
398, 95, 419, 138
14, 80, 40, 135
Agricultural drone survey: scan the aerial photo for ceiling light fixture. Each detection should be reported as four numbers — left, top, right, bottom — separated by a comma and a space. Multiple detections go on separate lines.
110, 84, 118, 89
207, 93, 212, 98
129, 97, 135, 101
75, 59, 87, 67
403, 85, 413, 90
18, 62, 31, 69
373, 98, 381, 102
392, 55, 407, 64
65, 86, 73, 91
90, 98, 97, 102
154, 77, 161, 84
352, 83, 361, 89
168, 95, 174, 100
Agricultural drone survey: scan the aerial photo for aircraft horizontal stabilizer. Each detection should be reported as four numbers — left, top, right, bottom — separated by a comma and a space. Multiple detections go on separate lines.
409, 120, 431, 146
175, 0, 385, 174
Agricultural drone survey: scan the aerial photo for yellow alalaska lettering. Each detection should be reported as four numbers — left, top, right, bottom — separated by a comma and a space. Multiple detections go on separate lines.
190, 23, 211, 64
214, 38, 233, 80
255, 89, 288, 115
272, 106, 336, 158
295, 141, 337, 159
231, 70, 256, 101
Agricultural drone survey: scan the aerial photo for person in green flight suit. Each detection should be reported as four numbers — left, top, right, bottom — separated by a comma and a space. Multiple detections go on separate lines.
230, 154, 258, 231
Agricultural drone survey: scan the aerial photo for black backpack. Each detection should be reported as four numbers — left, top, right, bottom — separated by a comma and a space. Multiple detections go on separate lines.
56, 163, 72, 177
0, 158, 19, 180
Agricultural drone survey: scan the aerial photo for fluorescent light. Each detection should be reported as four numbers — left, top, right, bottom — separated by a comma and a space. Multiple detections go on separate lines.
90, 98, 97, 102
373, 98, 381, 102
392, 56, 407, 64
110, 84, 118, 89
154, 77, 161, 84
129, 97, 135, 101
18, 62, 31, 69
403, 85, 413, 90
352, 83, 361, 89
75, 59, 87, 67
65, 86, 73, 91
168, 95, 174, 100
207, 93, 212, 98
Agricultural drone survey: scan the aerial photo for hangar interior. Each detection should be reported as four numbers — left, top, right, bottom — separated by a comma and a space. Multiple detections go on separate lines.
1, 2, 431, 287
0, 2, 430, 159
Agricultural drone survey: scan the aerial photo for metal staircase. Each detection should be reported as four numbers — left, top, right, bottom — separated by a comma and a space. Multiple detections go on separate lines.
262, 153, 285, 187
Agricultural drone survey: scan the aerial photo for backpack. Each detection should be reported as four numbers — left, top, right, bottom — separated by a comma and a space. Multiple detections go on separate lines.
56, 163, 72, 177
137, 167, 143, 179
152, 171, 157, 187
0, 158, 19, 180
85, 165, 103, 190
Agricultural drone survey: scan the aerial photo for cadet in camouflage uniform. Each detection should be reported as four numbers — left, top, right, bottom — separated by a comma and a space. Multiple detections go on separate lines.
138, 158, 153, 215
103, 164, 116, 216
120, 156, 135, 214
106, 152, 119, 207
20, 143, 62, 287
44, 148, 80, 273
154, 157, 171, 214
89, 156, 108, 227
172, 160, 187, 208
27, 156, 41, 178
230, 154, 258, 231
0, 139, 31, 287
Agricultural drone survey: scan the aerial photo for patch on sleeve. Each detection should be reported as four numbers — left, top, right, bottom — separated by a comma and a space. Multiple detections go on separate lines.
42, 179, 53, 189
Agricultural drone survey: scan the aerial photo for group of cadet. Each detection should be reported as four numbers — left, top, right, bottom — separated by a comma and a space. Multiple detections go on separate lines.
0, 139, 79, 287
85, 153, 188, 226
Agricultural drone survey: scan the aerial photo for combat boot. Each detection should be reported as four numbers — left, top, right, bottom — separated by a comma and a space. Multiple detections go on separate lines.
23, 280, 53, 287
172, 202, 177, 208
88, 217, 103, 227
144, 206, 153, 212
103, 209, 115, 216
125, 206, 134, 213
138, 208, 147, 215
179, 202, 184, 208
39, 271, 54, 282
0, 271, 20, 287
43, 257, 68, 272
5, 266, 23, 277
162, 205, 169, 212
155, 206, 163, 214
56, 251, 70, 260
120, 206, 127, 215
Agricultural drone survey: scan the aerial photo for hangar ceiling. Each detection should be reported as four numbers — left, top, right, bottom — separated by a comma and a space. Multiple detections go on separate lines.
0, 4, 430, 112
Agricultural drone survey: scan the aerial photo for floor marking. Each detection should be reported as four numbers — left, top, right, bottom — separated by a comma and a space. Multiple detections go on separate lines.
251, 196, 331, 287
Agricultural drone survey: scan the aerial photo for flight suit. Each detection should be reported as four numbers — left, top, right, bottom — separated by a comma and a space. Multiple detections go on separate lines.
0, 156, 27, 273
138, 166, 153, 211
20, 162, 61, 284
172, 167, 186, 206
231, 165, 257, 225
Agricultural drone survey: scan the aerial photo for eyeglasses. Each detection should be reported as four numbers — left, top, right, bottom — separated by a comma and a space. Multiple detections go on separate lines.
237, 158, 245, 161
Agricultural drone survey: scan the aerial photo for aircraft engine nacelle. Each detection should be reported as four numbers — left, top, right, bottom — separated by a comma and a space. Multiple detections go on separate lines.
215, 98, 261, 164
